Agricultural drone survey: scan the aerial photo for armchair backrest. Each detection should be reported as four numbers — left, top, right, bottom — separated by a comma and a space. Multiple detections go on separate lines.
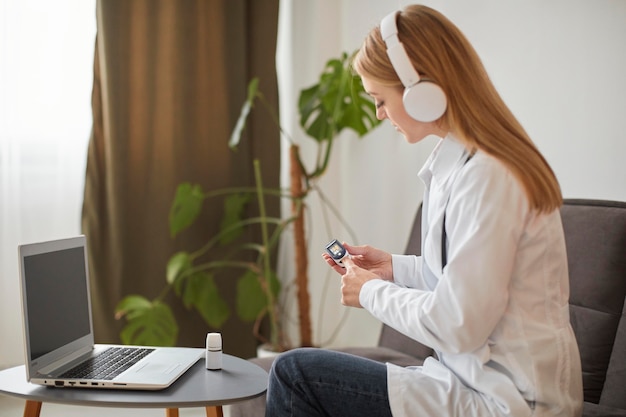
562, 199, 626, 407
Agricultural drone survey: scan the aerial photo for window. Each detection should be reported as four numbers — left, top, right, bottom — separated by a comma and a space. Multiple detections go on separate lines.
0, 0, 96, 367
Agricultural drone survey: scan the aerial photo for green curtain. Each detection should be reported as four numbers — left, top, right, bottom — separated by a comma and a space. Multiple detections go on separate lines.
82, 0, 280, 358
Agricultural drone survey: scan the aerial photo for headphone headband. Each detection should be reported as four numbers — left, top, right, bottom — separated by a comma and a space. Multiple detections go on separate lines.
379, 10, 448, 123
380, 12, 421, 88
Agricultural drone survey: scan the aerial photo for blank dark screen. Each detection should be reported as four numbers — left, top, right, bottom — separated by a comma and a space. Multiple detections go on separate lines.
23, 247, 91, 360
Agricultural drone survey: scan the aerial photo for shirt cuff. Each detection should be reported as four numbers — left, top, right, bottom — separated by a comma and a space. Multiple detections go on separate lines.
359, 278, 389, 311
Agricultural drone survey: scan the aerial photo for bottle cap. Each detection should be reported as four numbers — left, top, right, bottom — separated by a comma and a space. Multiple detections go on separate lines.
206, 332, 222, 349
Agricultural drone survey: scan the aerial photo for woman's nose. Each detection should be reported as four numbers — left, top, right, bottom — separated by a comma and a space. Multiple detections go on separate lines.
376, 106, 386, 120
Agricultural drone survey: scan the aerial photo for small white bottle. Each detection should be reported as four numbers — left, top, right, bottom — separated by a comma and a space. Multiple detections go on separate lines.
205, 332, 222, 370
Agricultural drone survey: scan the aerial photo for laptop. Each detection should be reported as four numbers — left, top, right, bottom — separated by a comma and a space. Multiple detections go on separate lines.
18, 235, 203, 390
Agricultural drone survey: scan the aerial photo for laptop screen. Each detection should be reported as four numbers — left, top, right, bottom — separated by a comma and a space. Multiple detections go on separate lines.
23, 246, 91, 361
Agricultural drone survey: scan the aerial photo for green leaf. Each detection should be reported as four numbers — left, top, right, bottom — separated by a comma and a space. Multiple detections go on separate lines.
166, 251, 192, 285
343, 75, 379, 136
236, 270, 266, 322
229, 78, 260, 150
116, 296, 178, 346
298, 52, 381, 143
115, 295, 152, 318
169, 183, 204, 238
236, 269, 281, 322
219, 193, 252, 245
182, 271, 230, 328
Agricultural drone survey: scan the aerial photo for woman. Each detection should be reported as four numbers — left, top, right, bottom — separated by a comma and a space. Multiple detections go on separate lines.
265, 5, 582, 417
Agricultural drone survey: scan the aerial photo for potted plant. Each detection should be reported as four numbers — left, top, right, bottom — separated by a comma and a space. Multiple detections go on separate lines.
115, 51, 381, 352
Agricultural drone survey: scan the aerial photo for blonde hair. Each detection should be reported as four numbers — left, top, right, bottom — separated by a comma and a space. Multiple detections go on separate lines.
353, 5, 562, 212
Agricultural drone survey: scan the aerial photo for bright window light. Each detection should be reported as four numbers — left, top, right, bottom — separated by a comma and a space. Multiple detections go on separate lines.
0, 0, 96, 368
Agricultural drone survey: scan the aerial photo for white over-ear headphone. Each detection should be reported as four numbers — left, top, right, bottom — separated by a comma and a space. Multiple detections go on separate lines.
380, 11, 447, 122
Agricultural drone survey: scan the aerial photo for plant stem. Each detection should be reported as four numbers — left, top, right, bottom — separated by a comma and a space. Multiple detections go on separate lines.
253, 159, 280, 349
258, 92, 296, 146
290, 145, 312, 347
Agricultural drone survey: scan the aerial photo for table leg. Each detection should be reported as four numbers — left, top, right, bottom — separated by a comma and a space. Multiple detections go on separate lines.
165, 408, 179, 417
206, 406, 224, 417
23, 400, 42, 417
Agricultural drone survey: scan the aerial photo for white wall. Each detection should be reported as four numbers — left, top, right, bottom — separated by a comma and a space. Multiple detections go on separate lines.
276, 0, 626, 349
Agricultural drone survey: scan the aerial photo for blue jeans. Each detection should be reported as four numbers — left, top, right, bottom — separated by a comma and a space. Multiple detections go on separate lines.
265, 348, 393, 417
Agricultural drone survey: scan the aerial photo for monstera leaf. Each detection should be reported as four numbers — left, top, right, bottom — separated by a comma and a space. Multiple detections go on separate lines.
169, 183, 204, 238
219, 193, 252, 245
166, 251, 192, 284
178, 271, 230, 329
115, 296, 178, 347
298, 52, 379, 143
236, 269, 281, 322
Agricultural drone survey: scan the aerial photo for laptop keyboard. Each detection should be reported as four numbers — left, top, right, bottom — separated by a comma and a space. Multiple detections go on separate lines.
59, 347, 155, 380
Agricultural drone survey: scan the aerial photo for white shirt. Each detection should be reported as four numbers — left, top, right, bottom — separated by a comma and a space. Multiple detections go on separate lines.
360, 135, 583, 416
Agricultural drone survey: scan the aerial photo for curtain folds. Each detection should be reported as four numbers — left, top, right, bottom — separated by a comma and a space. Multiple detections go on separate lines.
83, 0, 280, 358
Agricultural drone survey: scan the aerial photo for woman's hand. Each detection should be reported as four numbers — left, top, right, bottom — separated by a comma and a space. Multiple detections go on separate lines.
321, 242, 394, 307
339, 257, 381, 308
323, 243, 393, 280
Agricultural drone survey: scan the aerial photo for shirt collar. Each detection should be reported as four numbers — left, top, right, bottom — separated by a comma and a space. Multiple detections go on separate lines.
418, 133, 470, 189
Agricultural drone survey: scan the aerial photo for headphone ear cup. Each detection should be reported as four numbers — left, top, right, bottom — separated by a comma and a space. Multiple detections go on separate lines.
403, 81, 447, 122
